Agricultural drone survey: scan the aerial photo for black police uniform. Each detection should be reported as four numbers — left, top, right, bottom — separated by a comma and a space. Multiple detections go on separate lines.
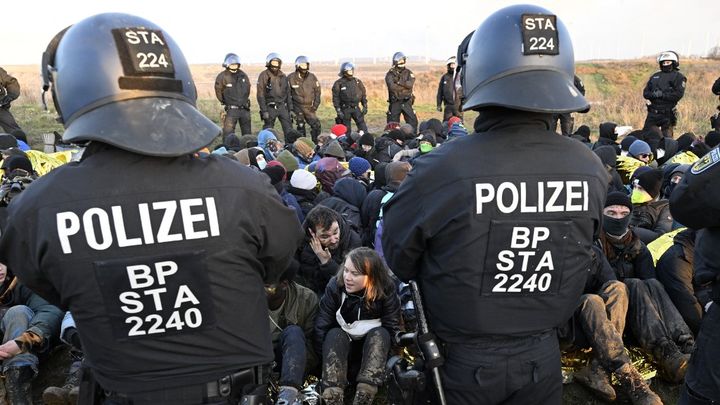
385, 67, 418, 131
552, 75, 585, 135
288, 70, 322, 141
383, 109, 608, 404
0, 144, 303, 403
437, 70, 459, 121
0, 67, 22, 133
332, 75, 369, 134
671, 145, 720, 404
257, 68, 293, 140
643, 68, 686, 138
214, 68, 252, 136
711, 77, 720, 131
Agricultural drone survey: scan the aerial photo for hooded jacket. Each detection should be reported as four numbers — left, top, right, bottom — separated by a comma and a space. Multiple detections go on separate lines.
593, 145, 626, 194
599, 231, 656, 281
630, 200, 674, 244
318, 178, 367, 233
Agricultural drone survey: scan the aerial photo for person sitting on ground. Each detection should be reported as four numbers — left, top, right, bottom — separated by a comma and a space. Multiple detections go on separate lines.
287, 170, 328, 217
361, 161, 411, 248
314, 247, 401, 405
629, 168, 674, 244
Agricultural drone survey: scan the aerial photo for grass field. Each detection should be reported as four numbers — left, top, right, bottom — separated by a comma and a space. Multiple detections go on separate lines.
4, 59, 719, 149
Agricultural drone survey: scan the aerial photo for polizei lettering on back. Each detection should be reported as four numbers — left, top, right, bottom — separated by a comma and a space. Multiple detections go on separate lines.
56, 197, 220, 254
476, 181, 589, 215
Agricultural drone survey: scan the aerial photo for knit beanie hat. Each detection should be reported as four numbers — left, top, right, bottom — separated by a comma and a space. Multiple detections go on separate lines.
238, 134, 258, 149
447, 122, 468, 141
359, 132, 375, 147
384, 122, 401, 132
294, 139, 315, 158
331, 124, 347, 137
636, 168, 663, 199
605, 191, 633, 211
628, 140, 651, 159
234, 149, 251, 165
348, 157, 371, 177
262, 165, 286, 186
447, 116, 462, 131
387, 129, 405, 142
224, 133, 242, 152
275, 150, 299, 173
290, 170, 317, 191
285, 129, 302, 145
324, 140, 345, 159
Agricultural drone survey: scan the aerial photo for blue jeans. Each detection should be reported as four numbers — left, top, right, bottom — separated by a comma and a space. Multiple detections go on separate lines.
0, 305, 38, 373
273, 325, 307, 388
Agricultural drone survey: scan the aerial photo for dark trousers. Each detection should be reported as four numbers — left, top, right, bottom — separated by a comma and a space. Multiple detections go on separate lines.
626, 278, 693, 350
387, 101, 417, 132
680, 303, 720, 404
552, 113, 574, 135
0, 107, 21, 133
321, 327, 390, 388
341, 107, 368, 135
222, 107, 251, 136
273, 325, 307, 389
560, 281, 630, 371
441, 330, 562, 405
644, 106, 677, 138
442, 104, 460, 122
294, 105, 321, 142
263, 104, 292, 141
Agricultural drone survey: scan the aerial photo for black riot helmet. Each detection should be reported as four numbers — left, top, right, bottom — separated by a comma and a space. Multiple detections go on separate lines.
460, 5, 588, 113
392, 52, 406, 67
339, 62, 355, 77
295, 55, 310, 73
222, 53, 241, 70
266, 53, 282, 70
41, 13, 219, 157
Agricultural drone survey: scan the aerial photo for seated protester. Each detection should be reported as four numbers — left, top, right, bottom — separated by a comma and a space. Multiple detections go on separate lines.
348, 157, 372, 190
655, 136, 679, 166
353, 133, 375, 162
361, 161, 411, 248
559, 246, 660, 403
298, 206, 361, 295
369, 162, 388, 191
275, 150, 300, 180
288, 170, 328, 217
420, 118, 446, 144
247, 148, 268, 170
369, 130, 404, 167
267, 259, 320, 405
223, 133, 243, 153
263, 164, 304, 223
293, 138, 320, 170
0, 155, 37, 229
446, 121, 468, 142
391, 131, 436, 163
319, 177, 367, 234
616, 140, 652, 184
314, 157, 349, 195
322, 140, 347, 162
598, 192, 693, 384
660, 163, 689, 200
571, 124, 592, 147
314, 248, 401, 405
258, 129, 283, 161
630, 168, 673, 244
238, 134, 258, 149
0, 262, 63, 403
655, 229, 710, 336
284, 129, 303, 146
705, 130, 720, 148
593, 145, 626, 194
593, 122, 621, 154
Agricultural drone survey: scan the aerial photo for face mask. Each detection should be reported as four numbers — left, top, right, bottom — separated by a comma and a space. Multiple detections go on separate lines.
361, 145, 372, 152
256, 157, 267, 170
603, 215, 631, 237
631, 188, 653, 204
419, 142, 433, 154
396, 62, 406, 69
661, 64, 673, 72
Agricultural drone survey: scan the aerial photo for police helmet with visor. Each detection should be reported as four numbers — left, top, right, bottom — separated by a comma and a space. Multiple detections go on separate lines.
392, 52, 406, 67
340, 62, 355, 77
222, 53, 241, 69
266, 53, 282, 69
459, 5, 588, 114
41, 13, 219, 157
657, 51, 679, 70
295, 55, 310, 72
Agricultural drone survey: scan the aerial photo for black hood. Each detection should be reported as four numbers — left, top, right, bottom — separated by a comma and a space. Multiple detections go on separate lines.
332, 178, 367, 208
599, 122, 618, 141
593, 145, 618, 168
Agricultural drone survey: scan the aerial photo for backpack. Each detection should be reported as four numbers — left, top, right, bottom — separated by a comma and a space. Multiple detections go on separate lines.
373, 191, 394, 259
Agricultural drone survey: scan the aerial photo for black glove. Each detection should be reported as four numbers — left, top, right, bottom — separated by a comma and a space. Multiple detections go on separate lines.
336, 109, 345, 120
652, 89, 663, 99
261, 111, 270, 121
361, 105, 368, 116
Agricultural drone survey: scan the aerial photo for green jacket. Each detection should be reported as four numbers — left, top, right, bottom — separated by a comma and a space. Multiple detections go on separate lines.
269, 281, 319, 370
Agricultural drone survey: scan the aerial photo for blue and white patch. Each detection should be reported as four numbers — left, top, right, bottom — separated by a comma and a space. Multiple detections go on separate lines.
691, 147, 719, 175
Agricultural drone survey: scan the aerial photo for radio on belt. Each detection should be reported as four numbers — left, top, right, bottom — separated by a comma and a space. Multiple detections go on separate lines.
521, 14, 559, 55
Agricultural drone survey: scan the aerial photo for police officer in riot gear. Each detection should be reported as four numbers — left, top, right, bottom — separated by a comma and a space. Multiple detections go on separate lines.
258, 53, 294, 141
383, 5, 609, 404
0, 67, 22, 133
437, 57, 460, 121
214, 53, 252, 136
288, 56, 322, 142
552, 74, 586, 135
672, 145, 720, 405
643, 51, 686, 138
332, 62, 369, 134
711, 76, 720, 131
385, 52, 418, 132
0, 13, 302, 405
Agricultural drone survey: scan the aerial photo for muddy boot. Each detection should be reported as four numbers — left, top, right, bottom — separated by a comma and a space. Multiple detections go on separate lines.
614, 363, 662, 405
573, 359, 616, 401
652, 339, 690, 384
275, 386, 298, 405
0, 378, 8, 405
321, 387, 344, 405
5, 365, 34, 405
43, 359, 82, 405
352, 383, 377, 405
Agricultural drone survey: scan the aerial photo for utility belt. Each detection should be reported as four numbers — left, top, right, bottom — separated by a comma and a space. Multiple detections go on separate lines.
265, 102, 286, 110
80, 365, 269, 405
390, 96, 412, 103
225, 104, 250, 111
340, 103, 359, 110
647, 105, 675, 115
440, 328, 555, 352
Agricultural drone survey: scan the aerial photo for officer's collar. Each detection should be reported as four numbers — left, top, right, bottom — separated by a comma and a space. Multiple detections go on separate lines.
473, 107, 553, 133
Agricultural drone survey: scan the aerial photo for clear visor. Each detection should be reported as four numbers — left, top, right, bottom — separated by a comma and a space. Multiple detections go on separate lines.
298, 63, 309, 70
270, 60, 281, 67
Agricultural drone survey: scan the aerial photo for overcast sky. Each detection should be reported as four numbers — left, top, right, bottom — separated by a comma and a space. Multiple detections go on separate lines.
2, 0, 719, 65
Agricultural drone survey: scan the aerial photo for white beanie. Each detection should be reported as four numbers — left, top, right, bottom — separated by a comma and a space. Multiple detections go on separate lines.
290, 170, 317, 191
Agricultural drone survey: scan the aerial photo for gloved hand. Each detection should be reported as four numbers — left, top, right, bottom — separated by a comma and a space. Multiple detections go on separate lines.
261, 111, 270, 121
652, 89, 663, 99
361, 105, 368, 116
436, 105, 442, 112
336, 109, 344, 120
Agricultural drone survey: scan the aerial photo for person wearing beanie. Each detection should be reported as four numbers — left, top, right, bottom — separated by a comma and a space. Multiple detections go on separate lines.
354, 133, 375, 160
399, 123, 415, 140
446, 116, 462, 132
617, 139, 653, 184
275, 149, 300, 175
574, 124, 591, 139
314, 157, 349, 194
322, 140, 346, 161
238, 134, 259, 149
630, 168, 673, 244
284, 129, 302, 145
263, 164, 304, 222
331, 124, 347, 138
628, 140, 653, 163
348, 157, 371, 181
223, 133, 243, 152
360, 161, 411, 247
599, 190, 694, 385
293, 138, 319, 169
446, 122, 468, 142
234, 149, 251, 166
287, 170, 327, 217
384, 122, 401, 133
